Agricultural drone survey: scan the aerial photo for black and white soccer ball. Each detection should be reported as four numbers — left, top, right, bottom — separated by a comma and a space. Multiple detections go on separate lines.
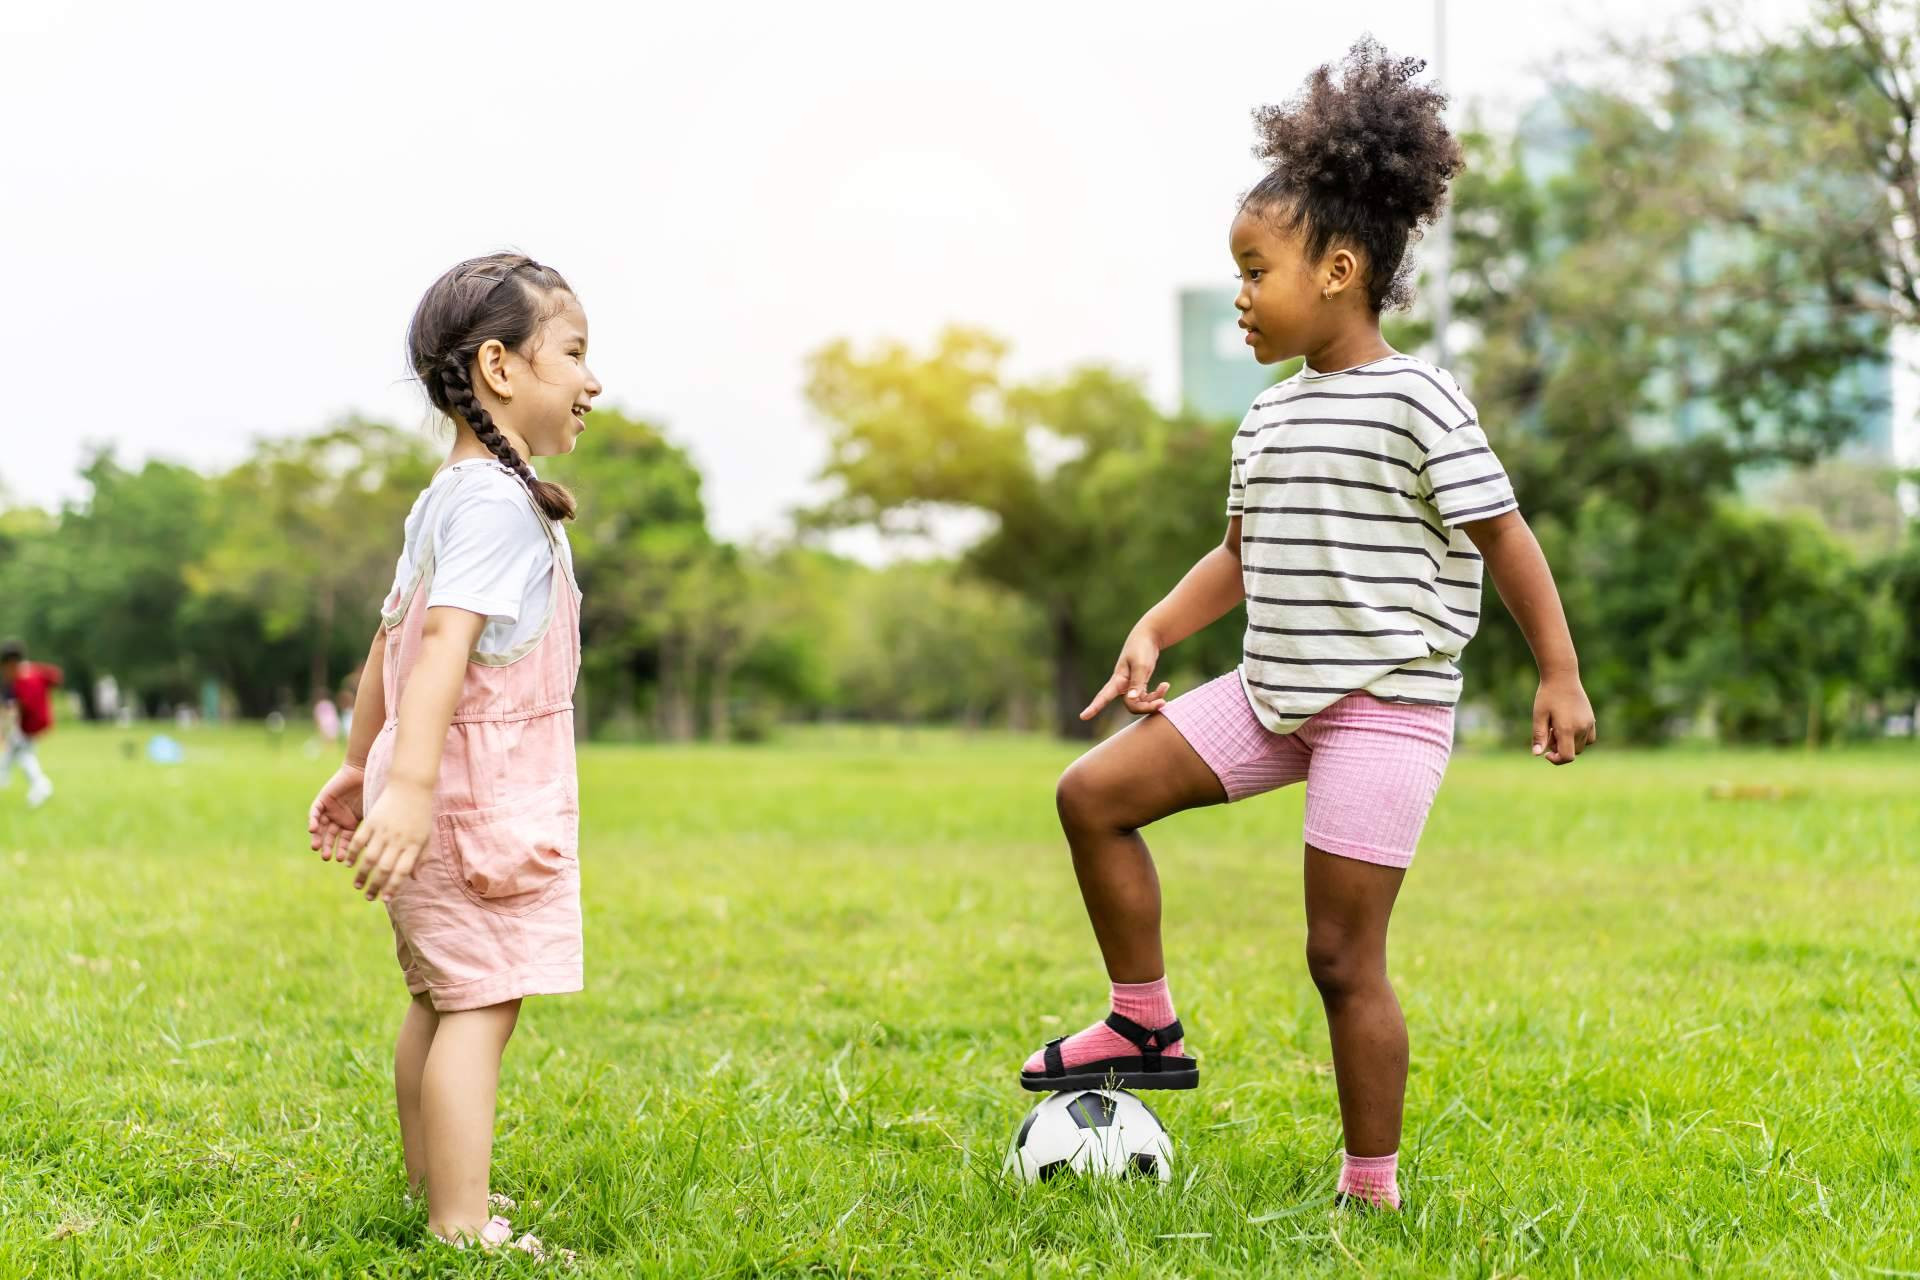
1004, 1089, 1173, 1184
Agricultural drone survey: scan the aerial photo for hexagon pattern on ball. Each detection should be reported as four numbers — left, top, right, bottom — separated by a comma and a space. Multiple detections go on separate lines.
1004, 1089, 1172, 1184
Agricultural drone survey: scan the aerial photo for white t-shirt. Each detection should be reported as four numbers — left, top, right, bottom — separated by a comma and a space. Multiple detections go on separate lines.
382, 459, 575, 657
1226, 353, 1518, 734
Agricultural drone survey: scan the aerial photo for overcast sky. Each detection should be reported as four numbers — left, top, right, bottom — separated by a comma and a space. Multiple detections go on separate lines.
2, 0, 1814, 539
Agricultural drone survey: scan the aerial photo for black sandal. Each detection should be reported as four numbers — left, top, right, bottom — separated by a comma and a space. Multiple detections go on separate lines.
1018, 1012, 1199, 1092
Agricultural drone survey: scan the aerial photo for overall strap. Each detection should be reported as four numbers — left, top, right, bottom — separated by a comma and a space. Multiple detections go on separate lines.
514, 473, 576, 596
460, 474, 573, 668
381, 469, 480, 628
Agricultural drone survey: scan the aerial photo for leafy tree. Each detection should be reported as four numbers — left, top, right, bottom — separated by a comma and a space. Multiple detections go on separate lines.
1668, 504, 1898, 743
545, 409, 721, 740
0, 451, 213, 713
1876, 528, 1920, 706
805, 329, 1239, 737
191, 419, 436, 706
1444, 3, 1917, 740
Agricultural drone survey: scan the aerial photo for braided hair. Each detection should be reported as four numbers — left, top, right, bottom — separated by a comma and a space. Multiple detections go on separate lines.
407, 253, 579, 521
1242, 36, 1464, 313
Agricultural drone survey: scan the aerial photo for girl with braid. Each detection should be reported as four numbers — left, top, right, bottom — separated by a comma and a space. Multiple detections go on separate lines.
305, 253, 599, 1253
1016, 40, 1595, 1210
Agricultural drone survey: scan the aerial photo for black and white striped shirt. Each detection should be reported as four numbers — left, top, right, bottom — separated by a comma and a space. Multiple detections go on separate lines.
1227, 353, 1517, 734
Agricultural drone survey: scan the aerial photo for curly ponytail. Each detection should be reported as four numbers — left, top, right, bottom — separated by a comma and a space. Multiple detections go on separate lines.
407, 253, 580, 521
1242, 36, 1464, 313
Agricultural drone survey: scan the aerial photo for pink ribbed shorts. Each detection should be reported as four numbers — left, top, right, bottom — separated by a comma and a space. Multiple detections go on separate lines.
1161, 671, 1454, 868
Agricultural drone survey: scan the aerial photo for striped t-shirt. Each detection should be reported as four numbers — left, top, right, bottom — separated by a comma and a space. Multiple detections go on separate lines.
1226, 353, 1518, 735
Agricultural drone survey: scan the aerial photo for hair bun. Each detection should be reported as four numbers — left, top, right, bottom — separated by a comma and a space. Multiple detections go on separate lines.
1251, 35, 1461, 229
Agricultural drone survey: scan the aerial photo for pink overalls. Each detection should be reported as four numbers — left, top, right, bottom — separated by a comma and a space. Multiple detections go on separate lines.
363, 480, 584, 1011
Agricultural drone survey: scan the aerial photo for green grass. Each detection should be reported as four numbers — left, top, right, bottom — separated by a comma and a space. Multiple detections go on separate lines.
2, 724, 1917, 1277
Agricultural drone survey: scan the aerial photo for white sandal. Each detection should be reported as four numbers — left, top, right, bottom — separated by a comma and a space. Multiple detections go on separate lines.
434, 1214, 516, 1249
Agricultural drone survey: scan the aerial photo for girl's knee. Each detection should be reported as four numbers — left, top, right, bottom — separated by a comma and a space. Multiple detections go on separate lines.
1055, 762, 1105, 831
1304, 928, 1384, 999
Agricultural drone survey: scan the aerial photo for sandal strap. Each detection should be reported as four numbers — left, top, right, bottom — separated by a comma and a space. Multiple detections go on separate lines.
1103, 1012, 1183, 1070
1042, 1036, 1066, 1077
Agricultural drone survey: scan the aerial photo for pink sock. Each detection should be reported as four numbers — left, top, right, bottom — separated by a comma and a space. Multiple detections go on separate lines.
1023, 977, 1186, 1073
1337, 1151, 1401, 1210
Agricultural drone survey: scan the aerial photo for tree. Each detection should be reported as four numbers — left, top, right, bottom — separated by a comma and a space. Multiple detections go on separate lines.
831, 560, 1048, 727
1876, 528, 1920, 706
0, 451, 213, 714
191, 420, 435, 707
1442, 2, 1918, 739
545, 409, 723, 740
1763, 460, 1908, 558
1667, 504, 1898, 743
1700, 0, 1918, 335
804, 329, 1239, 737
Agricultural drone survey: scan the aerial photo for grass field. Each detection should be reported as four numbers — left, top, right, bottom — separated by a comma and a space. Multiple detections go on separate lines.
2, 724, 1917, 1277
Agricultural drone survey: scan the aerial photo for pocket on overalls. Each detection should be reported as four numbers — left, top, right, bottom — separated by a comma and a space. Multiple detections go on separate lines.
435, 777, 578, 916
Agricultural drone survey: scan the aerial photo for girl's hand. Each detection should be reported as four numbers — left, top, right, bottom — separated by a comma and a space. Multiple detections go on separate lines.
1532, 673, 1597, 765
1081, 628, 1173, 720
308, 763, 365, 863
345, 780, 434, 902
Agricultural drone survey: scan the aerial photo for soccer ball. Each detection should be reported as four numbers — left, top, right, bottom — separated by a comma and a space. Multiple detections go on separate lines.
1003, 1089, 1172, 1184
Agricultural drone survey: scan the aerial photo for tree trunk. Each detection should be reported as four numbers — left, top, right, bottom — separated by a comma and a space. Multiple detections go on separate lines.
1051, 605, 1093, 740
665, 634, 698, 742
654, 635, 678, 740
708, 652, 733, 743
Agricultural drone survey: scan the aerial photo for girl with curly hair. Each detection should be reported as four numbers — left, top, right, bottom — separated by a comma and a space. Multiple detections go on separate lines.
1016, 38, 1596, 1211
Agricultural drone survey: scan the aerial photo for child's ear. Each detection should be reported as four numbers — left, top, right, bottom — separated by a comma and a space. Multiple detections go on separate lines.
476, 339, 512, 401
1326, 247, 1362, 297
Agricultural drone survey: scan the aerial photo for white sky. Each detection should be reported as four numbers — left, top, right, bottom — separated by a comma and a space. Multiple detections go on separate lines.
1, 0, 1814, 539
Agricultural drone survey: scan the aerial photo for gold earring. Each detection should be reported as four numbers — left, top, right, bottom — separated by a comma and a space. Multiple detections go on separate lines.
1321, 286, 1333, 300
499, 392, 512, 404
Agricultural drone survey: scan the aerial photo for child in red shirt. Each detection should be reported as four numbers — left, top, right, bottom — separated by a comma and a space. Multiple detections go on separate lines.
2, 640, 59, 808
